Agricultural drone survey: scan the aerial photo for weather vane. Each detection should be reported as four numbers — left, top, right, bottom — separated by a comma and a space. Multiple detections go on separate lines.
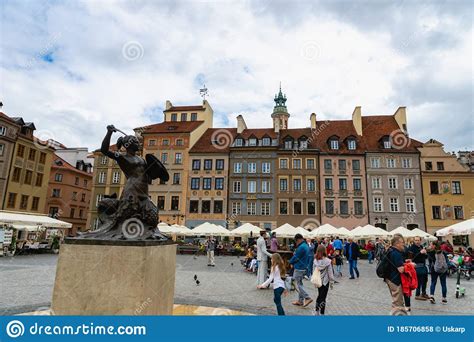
200, 84, 209, 100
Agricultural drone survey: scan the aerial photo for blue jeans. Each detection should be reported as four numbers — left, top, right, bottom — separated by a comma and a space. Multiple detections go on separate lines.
368, 251, 374, 263
430, 272, 447, 298
349, 260, 359, 278
336, 264, 342, 275
293, 269, 310, 303
307, 256, 314, 277
273, 287, 285, 315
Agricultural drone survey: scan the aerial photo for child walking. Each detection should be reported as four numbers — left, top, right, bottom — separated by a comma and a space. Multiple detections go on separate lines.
257, 253, 288, 315
334, 249, 343, 277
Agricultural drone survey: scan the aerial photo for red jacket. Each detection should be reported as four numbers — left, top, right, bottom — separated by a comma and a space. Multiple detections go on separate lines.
401, 262, 418, 297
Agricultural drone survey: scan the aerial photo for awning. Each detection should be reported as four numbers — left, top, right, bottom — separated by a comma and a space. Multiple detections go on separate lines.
10, 224, 41, 231
0, 210, 72, 229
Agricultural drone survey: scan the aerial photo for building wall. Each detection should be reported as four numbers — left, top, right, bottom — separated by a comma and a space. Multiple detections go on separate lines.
0, 117, 19, 209
366, 152, 425, 231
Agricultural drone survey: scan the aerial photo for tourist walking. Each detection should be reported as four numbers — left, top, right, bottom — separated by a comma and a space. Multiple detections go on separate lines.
306, 238, 315, 278
205, 235, 216, 267
313, 245, 335, 315
365, 240, 375, 264
334, 249, 343, 277
408, 236, 429, 301
375, 238, 385, 261
333, 236, 343, 252
344, 238, 360, 279
270, 232, 279, 252
289, 234, 313, 307
383, 234, 408, 315
428, 241, 449, 305
256, 230, 272, 286
257, 253, 287, 315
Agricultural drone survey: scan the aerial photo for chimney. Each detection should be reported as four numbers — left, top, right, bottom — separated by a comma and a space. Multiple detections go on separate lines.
352, 106, 362, 136
310, 113, 316, 129
236, 115, 247, 134
165, 100, 172, 110
393, 106, 407, 133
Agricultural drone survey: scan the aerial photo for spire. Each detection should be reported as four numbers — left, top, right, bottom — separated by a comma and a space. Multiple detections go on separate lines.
273, 82, 287, 112
271, 83, 290, 131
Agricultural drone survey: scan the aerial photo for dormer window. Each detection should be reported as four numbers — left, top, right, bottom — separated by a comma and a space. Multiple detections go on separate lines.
382, 136, 391, 149
171, 113, 177, 122
348, 139, 356, 150
329, 138, 339, 150
284, 139, 293, 149
235, 138, 243, 147
249, 138, 257, 146
262, 137, 270, 146
300, 140, 308, 149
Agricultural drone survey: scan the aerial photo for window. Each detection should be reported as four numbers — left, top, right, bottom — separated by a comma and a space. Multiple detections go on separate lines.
279, 178, 288, 191
248, 138, 257, 146
338, 159, 346, 171
12, 167, 21, 182
72, 192, 77, 201
161, 153, 168, 164
262, 162, 271, 173
7, 193, 16, 208
339, 178, 347, 190
353, 178, 361, 191
432, 206, 441, 219
98, 172, 106, 184
261, 202, 270, 215
370, 158, 380, 168
425, 162, 432, 170
262, 180, 270, 193
405, 198, 416, 213
215, 178, 224, 190
191, 178, 200, 190
79, 209, 83, 219
248, 162, 256, 173
402, 158, 412, 168
387, 158, 396, 168
284, 140, 293, 149
454, 206, 464, 219
17, 144, 25, 158
20, 195, 29, 210
192, 159, 201, 170
389, 197, 399, 212
174, 153, 182, 164
299, 140, 308, 149
279, 159, 288, 169
294, 201, 302, 215
307, 201, 316, 215
370, 177, 380, 190
55, 173, 63, 182
325, 178, 333, 190
176, 139, 184, 146
307, 179, 315, 191
330, 139, 339, 150
203, 178, 212, 190
49, 207, 59, 217
262, 137, 271, 146
189, 200, 199, 213
112, 171, 120, 184
157, 196, 165, 210
354, 201, 363, 215
214, 200, 223, 214
452, 181, 462, 194
216, 159, 224, 170
81, 193, 86, 202
180, 113, 187, 121
373, 197, 383, 212
52, 189, 61, 197
0, 125, 6, 136
96, 194, 104, 206
234, 138, 243, 147
247, 202, 256, 215
248, 181, 257, 193
306, 159, 315, 169
83, 179, 88, 188
100, 156, 107, 165
24, 170, 33, 185
204, 159, 212, 170
74, 177, 79, 185
401, 177, 413, 190
234, 162, 242, 173
28, 148, 36, 161
293, 179, 302, 191
388, 177, 398, 189
191, 113, 198, 121
171, 113, 177, 121
348, 139, 356, 150
162, 139, 170, 146
437, 162, 444, 171
293, 159, 301, 169
39, 152, 46, 164
430, 181, 439, 194
148, 139, 156, 146
0, 143, 4, 156
232, 202, 241, 215
233, 181, 241, 193
324, 159, 332, 171
173, 173, 180, 185
279, 201, 288, 215
325, 200, 334, 215
171, 196, 179, 210
70, 208, 75, 218
202, 200, 211, 213
31, 197, 39, 211
340, 200, 349, 215
352, 159, 360, 171
383, 137, 391, 149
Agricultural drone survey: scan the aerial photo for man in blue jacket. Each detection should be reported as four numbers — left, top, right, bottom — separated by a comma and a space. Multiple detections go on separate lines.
344, 238, 360, 279
289, 234, 313, 307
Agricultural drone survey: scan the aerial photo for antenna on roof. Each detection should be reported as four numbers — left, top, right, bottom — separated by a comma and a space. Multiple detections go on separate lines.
200, 84, 209, 101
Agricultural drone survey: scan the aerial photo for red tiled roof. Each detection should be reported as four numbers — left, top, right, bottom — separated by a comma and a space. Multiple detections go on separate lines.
190, 128, 238, 153
279, 128, 318, 149
163, 105, 205, 112
315, 119, 367, 154
235, 128, 278, 140
0, 111, 19, 125
52, 154, 93, 177
141, 121, 204, 134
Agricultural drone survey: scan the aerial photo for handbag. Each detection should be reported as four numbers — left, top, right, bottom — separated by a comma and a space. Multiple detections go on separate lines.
311, 267, 322, 288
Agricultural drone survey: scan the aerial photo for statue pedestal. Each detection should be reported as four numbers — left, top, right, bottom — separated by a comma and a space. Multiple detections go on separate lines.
51, 239, 176, 315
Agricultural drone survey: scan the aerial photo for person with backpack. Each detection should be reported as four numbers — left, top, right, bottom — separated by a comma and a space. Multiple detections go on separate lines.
257, 253, 288, 315
428, 241, 448, 305
312, 244, 335, 315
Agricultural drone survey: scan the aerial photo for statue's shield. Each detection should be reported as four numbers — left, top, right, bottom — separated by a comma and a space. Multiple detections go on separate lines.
145, 154, 169, 182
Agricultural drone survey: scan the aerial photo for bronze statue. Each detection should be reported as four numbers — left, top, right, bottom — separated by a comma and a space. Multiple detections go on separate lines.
79, 125, 169, 240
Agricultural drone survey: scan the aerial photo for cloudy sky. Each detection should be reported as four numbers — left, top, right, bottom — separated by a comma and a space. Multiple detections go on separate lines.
1, 0, 472, 152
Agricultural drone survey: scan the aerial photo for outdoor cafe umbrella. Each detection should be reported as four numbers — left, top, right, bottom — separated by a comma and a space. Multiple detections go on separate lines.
337, 227, 351, 236
188, 222, 230, 236
310, 223, 339, 238
295, 226, 311, 238
390, 226, 412, 237
230, 223, 262, 237
435, 219, 474, 237
272, 223, 299, 238
408, 228, 437, 241
350, 224, 391, 238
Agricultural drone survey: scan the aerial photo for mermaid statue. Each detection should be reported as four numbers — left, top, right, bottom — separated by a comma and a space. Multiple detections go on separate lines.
79, 125, 169, 240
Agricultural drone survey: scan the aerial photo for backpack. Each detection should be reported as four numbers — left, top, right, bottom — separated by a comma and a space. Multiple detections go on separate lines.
376, 249, 391, 279
434, 252, 448, 274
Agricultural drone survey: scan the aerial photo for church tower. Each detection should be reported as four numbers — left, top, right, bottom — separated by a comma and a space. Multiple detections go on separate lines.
271, 83, 290, 132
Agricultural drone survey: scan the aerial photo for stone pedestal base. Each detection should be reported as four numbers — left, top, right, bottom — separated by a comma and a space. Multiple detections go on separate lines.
51, 239, 176, 315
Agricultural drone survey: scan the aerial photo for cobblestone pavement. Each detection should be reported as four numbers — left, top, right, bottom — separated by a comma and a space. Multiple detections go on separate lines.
1, 254, 473, 316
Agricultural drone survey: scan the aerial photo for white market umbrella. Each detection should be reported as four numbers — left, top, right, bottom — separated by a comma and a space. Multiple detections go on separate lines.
310, 223, 339, 238
435, 219, 474, 237
188, 222, 230, 236
272, 223, 299, 238
350, 224, 391, 238
231, 223, 262, 237
337, 227, 351, 237
390, 226, 412, 237
0, 210, 72, 229
295, 226, 311, 238
408, 228, 437, 241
